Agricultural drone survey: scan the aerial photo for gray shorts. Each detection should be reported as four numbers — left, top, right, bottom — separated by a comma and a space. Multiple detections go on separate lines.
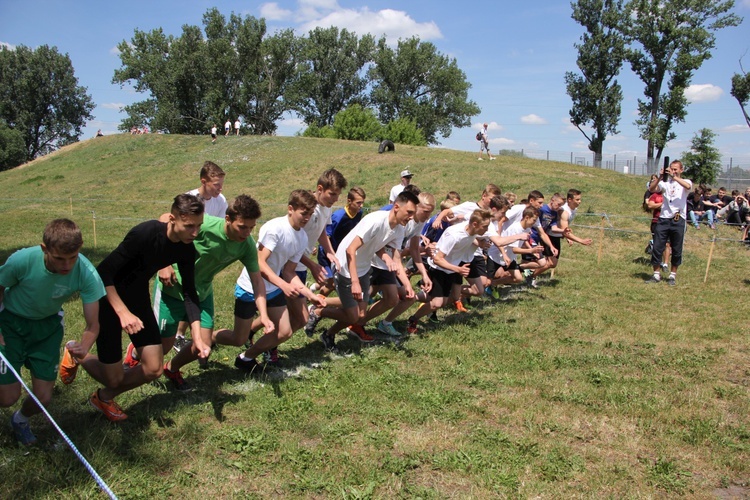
335, 271, 371, 310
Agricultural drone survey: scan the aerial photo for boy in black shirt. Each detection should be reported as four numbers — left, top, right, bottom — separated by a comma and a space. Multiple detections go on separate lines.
61, 194, 205, 421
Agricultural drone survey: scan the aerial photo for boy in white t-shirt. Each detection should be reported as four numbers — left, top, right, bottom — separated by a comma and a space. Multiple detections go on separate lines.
187, 161, 228, 218
217, 190, 326, 373
484, 196, 531, 290
406, 209, 492, 334
306, 191, 419, 352
349, 192, 436, 338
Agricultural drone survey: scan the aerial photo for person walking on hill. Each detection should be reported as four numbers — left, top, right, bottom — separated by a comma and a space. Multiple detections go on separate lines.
478, 123, 495, 161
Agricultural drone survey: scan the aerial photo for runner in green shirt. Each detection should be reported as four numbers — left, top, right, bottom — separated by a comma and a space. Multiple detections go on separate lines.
129, 195, 273, 391
0, 219, 105, 444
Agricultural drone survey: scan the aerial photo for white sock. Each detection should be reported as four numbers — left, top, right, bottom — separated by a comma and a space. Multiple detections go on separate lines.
669, 272, 676, 279
653, 271, 661, 280
381, 320, 392, 326
13, 410, 29, 424
239, 353, 254, 361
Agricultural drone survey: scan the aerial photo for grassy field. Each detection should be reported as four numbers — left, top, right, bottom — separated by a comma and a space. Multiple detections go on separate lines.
0, 134, 748, 498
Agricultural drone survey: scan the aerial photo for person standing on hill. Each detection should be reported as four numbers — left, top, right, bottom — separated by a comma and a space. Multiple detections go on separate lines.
478, 123, 495, 161
234, 118, 241, 136
645, 160, 693, 286
224, 119, 231, 137
210, 124, 217, 144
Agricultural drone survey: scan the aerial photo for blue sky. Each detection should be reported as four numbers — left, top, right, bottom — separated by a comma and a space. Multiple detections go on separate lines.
1, 0, 749, 162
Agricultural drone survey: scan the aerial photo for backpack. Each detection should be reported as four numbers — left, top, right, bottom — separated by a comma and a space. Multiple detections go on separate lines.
476, 131, 483, 141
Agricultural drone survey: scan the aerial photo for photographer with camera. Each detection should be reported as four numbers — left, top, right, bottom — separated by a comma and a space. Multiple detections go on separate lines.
645, 159, 693, 286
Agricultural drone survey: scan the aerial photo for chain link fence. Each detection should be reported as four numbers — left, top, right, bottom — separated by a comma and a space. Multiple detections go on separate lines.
499, 148, 750, 191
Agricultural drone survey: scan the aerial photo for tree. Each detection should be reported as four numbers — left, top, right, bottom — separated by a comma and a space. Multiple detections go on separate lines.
565, 0, 626, 167
113, 9, 302, 136
0, 120, 26, 170
332, 104, 383, 142
296, 27, 375, 128
0, 45, 94, 163
730, 57, 750, 128
623, 0, 741, 170
681, 128, 722, 185
369, 37, 479, 145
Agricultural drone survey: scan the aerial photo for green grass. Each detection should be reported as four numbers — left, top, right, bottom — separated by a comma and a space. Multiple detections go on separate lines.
0, 134, 748, 498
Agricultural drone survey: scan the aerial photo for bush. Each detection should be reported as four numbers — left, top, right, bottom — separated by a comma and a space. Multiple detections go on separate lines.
300, 124, 336, 139
0, 121, 26, 171
383, 118, 427, 146
333, 104, 383, 141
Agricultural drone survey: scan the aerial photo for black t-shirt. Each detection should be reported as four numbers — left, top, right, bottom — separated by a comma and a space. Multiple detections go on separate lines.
97, 220, 200, 323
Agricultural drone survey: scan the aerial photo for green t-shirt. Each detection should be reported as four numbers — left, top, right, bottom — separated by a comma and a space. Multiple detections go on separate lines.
0, 246, 106, 320
162, 215, 260, 301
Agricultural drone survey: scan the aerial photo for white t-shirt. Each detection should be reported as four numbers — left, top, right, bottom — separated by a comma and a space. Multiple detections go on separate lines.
389, 184, 406, 203
224, 120, 231, 130
448, 201, 484, 257
502, 221, 531, 262
234, 120, 240, 130
427, 223, 477, 273
295, 204, 333, 272
336, 210, 400, 278
561, 203, 576, 225
237, 216, 307, 294
656, 178, 693, 219
502, 204, 542, 233
486, 219, 505, 265
188, 188, 228, 218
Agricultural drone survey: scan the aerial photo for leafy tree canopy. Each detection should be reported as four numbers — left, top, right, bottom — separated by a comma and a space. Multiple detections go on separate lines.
0, 45, 94, 164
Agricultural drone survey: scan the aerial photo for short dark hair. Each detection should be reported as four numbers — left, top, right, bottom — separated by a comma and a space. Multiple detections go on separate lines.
199, 161, 225, 180
403, 184, 421, 196
289, 189, 318, 210
43, 219, 83, 253
226, 195, 261, 221
317, 168, 347, 191
395, 190, 419, 207
528, 190, 544, 201
489, 195, 510, 211
172, 193, 205, 217
522, 206, 540, 219
566, 189, 582, 200
347, 187, 366, 201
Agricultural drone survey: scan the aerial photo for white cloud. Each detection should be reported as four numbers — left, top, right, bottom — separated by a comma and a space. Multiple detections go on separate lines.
491, 137, 516, 146
521, 114, 548, 125
101, 102, 125, 110
744, 0, 750, 7
260, 2, 294, 21
299, 8, 442, 43
0, 41, 15, 50
109, 46, 120, 56
278, 116, 306, 128
720, 124, 750, 133
684, 84, 723, 103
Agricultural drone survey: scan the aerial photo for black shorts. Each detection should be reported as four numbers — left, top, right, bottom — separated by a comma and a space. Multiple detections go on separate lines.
468, 255, 486, 279
427, 266, 462, 298
96, 286, 160, 364
487, 258, 518, 277
370, 266, 398, 286
544, 236, 561, 258
234, 291, 287, 320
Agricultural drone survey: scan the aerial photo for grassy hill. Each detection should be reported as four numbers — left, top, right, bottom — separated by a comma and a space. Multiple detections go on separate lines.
0, 134, 748, 498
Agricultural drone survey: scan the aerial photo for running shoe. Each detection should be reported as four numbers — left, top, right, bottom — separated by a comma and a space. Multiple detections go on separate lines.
11, 412, 36, 445
454, 300, 469, 313
263, 348, 280, 365
667, 276, 676, 286
59, 347, 79, 385
428, 311, 440, 324
173, 336, 190, 353
377, 320, 402, 337
305, 305, 321, 338
163, 363, 192, 392
89, 390, 128, 421
406, 317, 419, 335
234, 355, 260, 373
122, 342, 140, 370
644, 275, 662, 284
347, 324, 374, 343
320, 333, 339, 353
